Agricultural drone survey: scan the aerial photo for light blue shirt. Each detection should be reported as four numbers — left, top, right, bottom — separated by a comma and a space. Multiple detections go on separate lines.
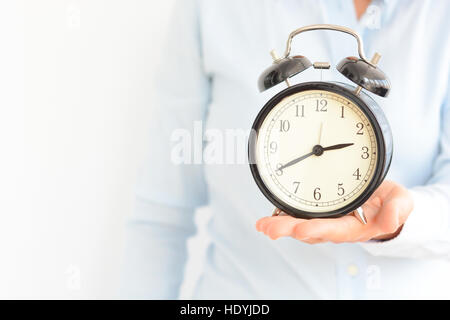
121, 0, 450, 299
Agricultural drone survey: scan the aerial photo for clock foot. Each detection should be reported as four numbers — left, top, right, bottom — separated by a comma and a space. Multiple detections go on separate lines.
272, 208, 287, 216
353, 207, 367, 225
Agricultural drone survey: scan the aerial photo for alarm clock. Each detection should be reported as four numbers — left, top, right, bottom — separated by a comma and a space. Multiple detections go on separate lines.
248, 24, 392, 224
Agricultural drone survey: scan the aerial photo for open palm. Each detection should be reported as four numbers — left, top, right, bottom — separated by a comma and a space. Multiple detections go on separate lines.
255, 180, 413, 244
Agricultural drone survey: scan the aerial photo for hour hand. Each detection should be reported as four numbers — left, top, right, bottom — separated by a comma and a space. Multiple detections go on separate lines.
311, 143, 354, 157
322, 143, 354, 151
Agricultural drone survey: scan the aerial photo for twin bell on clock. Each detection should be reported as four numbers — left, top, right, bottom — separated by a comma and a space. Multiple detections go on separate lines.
248, 24, 393, 225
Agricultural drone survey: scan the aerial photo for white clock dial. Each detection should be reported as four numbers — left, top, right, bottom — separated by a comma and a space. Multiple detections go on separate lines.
255, 90, 378, 213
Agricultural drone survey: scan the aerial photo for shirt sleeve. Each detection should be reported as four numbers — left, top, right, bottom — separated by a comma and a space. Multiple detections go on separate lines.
120, 0, 210, 299
360, 78, 450, 259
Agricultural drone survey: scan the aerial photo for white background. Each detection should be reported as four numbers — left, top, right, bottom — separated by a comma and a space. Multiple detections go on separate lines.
0, 0, 207, 299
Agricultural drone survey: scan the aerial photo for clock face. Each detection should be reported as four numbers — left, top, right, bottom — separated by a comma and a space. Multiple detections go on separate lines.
253, 88, 380, 216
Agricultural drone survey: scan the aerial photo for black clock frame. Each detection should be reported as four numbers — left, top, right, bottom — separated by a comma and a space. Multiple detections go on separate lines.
248, 81, 393, 219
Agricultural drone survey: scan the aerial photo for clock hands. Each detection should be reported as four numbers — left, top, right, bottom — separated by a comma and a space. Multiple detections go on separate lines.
277, 151, 315, 171
277, 143, 354, 171
318, 122, 324, 145
322, 143, 355, 152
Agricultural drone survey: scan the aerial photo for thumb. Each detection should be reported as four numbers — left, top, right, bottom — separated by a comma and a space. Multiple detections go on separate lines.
376, 199, 401, 235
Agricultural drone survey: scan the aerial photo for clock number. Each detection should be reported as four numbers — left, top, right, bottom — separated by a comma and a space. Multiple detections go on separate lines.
315, 99, 327, 112
275, 163, 283, 176
296, 105, 305, 117
313, 187, 321, 201
279, 120, 290, 132
340, 106, 345, 118
337, 183, 345, 196
361, 146, 369, 159
293, 181, 300, 194
269, 141, 278, 153
353, 168, 361, 180
356, 122, 364, 135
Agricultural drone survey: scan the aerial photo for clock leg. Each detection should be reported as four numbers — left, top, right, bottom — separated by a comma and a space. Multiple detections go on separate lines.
353, 207, 368, 225
272, 208, 287, 216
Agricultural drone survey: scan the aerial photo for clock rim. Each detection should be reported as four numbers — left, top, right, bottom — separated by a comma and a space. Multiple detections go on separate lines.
249, 81, 388, 219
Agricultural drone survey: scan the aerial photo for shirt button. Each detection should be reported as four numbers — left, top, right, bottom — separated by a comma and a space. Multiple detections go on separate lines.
347, 264, 359, 277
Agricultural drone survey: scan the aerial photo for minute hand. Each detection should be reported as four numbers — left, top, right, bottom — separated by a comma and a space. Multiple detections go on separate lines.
277, 151, 315, 171
322, 143, 354, 151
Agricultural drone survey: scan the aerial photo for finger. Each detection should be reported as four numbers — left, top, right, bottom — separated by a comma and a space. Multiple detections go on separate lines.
255, 216, 269, 232
365, 195, 382, 210
292, 215, 375, 243
256, 216, 282, 232
302, 237, 328, 244
256, 215, 308, 239
256, 216, 278, 232
375, 199, 401, 235
384, 186, 413, 224
348, 196, 396, 241
256, 215, 299, 233
352, 202, 384, 241
264, 217, 309, 240
371, 180, 396, 199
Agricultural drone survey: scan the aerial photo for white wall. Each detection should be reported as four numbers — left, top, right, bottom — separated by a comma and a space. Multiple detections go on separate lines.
0, 0, 208, 299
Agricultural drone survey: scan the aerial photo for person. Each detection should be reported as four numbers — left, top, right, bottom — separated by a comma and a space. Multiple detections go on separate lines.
121, 0, 450, 299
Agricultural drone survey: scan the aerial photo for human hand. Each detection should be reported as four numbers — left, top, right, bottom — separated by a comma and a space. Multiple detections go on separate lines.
255, 180, 414, 244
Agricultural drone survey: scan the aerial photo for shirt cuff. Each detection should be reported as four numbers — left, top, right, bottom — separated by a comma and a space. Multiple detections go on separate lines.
359, 188, 448, 257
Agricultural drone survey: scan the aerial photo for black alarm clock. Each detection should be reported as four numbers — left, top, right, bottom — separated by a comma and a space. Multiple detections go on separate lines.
248, 24, 392, 224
